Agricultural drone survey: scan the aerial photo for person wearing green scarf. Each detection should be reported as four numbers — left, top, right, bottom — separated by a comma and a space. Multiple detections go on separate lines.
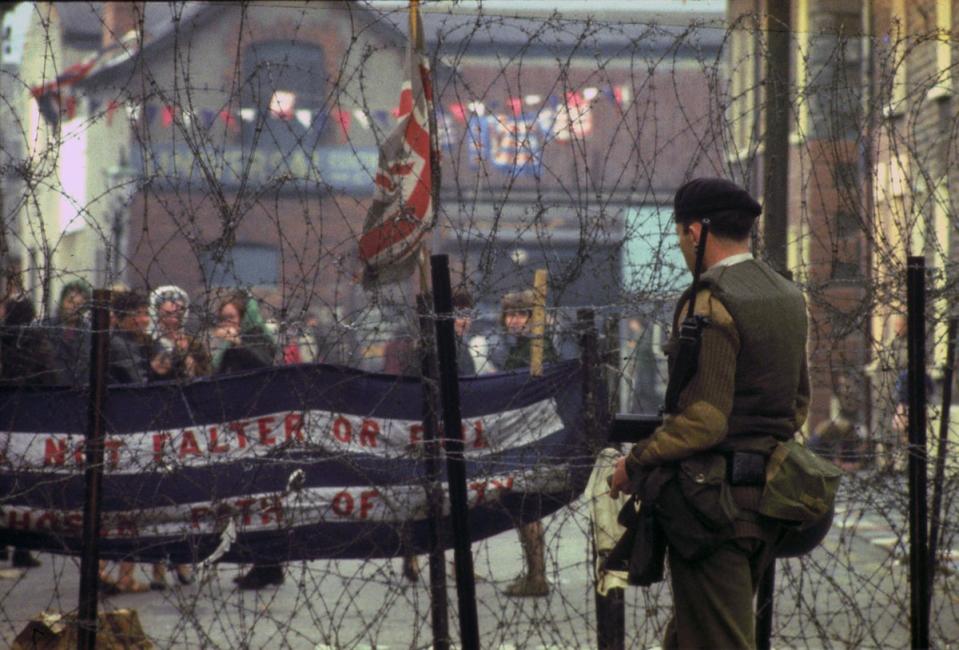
210, 292, 281, 590
211, 291, 276, 374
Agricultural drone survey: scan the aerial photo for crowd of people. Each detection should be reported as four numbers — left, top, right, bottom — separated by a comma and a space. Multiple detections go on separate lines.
0, 278, 573, 594
0, 281, 294, 589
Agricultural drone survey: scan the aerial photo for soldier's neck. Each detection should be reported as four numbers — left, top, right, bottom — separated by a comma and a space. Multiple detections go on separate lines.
703, 239, 751, 270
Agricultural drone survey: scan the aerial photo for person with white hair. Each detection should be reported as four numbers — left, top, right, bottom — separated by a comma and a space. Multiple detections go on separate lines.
149, 285, 210, 380
145, 285, 206, 588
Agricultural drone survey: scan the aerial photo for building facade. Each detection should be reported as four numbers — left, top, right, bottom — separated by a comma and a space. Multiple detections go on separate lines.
726, 0, 959, 439
3, 1, 726, 387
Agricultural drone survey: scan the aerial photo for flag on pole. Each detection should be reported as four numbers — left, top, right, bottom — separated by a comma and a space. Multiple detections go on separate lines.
358, 3, 435, 287
30, 31, 140, 127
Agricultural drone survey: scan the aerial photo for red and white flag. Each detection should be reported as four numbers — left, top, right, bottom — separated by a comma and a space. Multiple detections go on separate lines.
358, 8, 435, 286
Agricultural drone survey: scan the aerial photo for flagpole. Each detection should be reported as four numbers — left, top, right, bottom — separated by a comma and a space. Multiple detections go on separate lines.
408, 3, 456, 650
413, 0, 440, 297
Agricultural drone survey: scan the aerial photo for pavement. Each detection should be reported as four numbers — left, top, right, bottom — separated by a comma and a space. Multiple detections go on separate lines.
1, 488, 958, 649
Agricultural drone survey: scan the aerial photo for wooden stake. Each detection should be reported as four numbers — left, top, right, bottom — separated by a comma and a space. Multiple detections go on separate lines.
530, 269, 548, 377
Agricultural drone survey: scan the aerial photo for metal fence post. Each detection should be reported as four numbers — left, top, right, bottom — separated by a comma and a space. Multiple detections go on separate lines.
430, 254, 480, 650
76, 289, 111, 650
417, 293, 451, 650
906, 256, 929, 650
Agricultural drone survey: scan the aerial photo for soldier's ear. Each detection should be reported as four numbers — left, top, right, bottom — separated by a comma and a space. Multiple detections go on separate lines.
686, 221, 702, 245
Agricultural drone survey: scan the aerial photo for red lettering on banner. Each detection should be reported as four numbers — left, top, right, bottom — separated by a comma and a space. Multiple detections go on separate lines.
359, 490, 379, 519
332, 417, 352, 443
359, 420, 379, 447
469, 481, 487, 504
260, 496, 283, 525
34, 511, 58, 531
258, 417, 276, 445
190, 506, 211, 529
229, 421, 249, 448
331, 491, 353, 516
8, 510, 31, 530
284, 413, 304, 442
409, 424, 423, 445
114, 515, 138, 537
472, 420, 487, 449
179, 430, 202, 458
104, 438, 124, 469
235, 498, 255, 526
153, 433, 170, 464
44, 437, 67, 466
73, 441, 85, 466
208, 427, 229, 454
66, 513, 83, 534
491, 476, 514, 492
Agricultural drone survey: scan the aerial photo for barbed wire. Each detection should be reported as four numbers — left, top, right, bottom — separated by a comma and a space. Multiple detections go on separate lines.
0, 1, 958, 648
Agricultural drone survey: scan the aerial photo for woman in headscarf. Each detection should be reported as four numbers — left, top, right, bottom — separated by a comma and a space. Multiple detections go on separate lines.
149, 285, 211, 380
146, 286, 209, 589
210, 291, 276, 373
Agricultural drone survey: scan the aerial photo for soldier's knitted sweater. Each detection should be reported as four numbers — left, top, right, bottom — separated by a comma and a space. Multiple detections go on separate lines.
627, 258, 809, 472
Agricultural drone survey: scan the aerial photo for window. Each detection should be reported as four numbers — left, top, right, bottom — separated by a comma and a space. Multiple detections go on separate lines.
835, 210, 860, 239
623, 205, 687, 296
241, 41, 328, 151
200, 244, 279, 288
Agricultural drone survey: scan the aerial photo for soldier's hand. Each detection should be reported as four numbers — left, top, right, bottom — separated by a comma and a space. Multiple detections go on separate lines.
609, 456, 632, 500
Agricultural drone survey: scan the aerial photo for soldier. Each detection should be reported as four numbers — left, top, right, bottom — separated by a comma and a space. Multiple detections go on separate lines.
499, 289, 559, 597
610, 178, 810, 649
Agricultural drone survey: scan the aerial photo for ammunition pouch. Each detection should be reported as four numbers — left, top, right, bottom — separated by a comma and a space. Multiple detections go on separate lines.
604, 495, 667, 586
606, 453, 742, 581
759, 440, 841, 526
655, 453, 739, 561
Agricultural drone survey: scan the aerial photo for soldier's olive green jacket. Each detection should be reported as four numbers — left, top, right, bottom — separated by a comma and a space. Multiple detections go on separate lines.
626, 258, 810, 477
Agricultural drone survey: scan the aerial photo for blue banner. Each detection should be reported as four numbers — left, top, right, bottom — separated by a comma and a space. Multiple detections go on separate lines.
0, 361, 593, 562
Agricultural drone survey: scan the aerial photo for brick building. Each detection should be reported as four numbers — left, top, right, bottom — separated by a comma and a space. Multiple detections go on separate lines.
4, 1, 727, 384
726, 0, 959, 437
421, 10, 726, 311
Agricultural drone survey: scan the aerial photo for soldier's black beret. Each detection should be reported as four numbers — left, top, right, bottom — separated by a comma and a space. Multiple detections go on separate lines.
673, 177, 762, 221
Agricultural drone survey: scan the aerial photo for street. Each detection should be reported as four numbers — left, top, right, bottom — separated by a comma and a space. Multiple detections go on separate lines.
2, 486, 958, 649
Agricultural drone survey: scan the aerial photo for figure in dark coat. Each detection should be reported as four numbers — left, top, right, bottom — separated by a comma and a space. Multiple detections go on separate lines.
210, 292, 281, 590
46, 281, 91, 386
0, 294, 53, 569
